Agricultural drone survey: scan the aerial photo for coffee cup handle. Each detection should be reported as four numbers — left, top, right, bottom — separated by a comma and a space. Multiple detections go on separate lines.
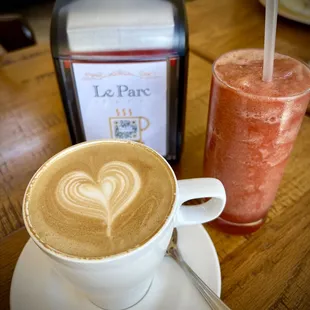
139, 117, 150, 131
174, 178, 226, 227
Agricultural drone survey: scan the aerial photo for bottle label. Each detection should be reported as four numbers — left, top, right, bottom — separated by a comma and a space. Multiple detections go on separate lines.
72, 61, 167, 155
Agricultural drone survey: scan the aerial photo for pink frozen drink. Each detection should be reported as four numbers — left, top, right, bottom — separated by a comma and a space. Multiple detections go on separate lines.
204, 49, 310, 234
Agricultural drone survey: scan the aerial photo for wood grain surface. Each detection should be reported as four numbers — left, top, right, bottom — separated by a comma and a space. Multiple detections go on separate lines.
0, 46, 71, 238
0, 229, 28, 310
1, 2, 310, 308
220, 190, 310, 310
187, 0, 310, 62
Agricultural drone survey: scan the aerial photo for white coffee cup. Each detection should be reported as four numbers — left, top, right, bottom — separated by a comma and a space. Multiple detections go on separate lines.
23, 143, 226, 310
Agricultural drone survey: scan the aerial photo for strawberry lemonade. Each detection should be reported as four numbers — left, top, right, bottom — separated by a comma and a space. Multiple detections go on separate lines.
204, 49, 310, 234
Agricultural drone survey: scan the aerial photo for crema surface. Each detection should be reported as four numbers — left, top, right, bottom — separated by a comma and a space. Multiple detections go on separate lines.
25, 141, 176, 259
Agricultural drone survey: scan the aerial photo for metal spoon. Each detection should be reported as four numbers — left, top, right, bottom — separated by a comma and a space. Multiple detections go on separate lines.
166, 229, 231, 310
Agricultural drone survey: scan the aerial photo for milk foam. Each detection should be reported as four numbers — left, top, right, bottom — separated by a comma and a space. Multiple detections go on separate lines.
25, 141, 176, 259
56, 161, 141, 237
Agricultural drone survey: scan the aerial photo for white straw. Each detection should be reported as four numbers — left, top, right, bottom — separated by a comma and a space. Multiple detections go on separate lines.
263, 0, 278, 82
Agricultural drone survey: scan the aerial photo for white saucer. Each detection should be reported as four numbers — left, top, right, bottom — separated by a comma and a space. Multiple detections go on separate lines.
10, 225, 221, 310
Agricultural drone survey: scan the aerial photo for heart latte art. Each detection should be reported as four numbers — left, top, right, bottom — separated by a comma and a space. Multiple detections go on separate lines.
25, 140, 176, 258
56, 161, 141, 236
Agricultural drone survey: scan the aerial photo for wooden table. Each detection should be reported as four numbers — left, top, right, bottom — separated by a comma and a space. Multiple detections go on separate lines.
1, 2, 310, 309
187, 0, 310, 62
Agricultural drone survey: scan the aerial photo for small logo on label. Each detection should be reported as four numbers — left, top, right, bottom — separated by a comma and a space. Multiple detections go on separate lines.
109, 109, 150, 143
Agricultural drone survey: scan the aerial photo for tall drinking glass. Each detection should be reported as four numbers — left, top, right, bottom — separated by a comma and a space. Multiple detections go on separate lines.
204, 49, 310, 234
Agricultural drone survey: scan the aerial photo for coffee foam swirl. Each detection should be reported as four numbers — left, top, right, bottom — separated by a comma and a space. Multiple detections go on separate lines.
25, 141, 176, 259
56, 161, 141, 236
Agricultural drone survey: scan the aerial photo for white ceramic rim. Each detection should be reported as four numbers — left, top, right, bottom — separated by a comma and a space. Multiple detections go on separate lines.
23, 139, 179, 264
10, 225, 222, 309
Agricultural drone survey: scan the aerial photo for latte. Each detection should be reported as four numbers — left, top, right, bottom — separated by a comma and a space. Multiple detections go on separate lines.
24, 140, 176, 259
